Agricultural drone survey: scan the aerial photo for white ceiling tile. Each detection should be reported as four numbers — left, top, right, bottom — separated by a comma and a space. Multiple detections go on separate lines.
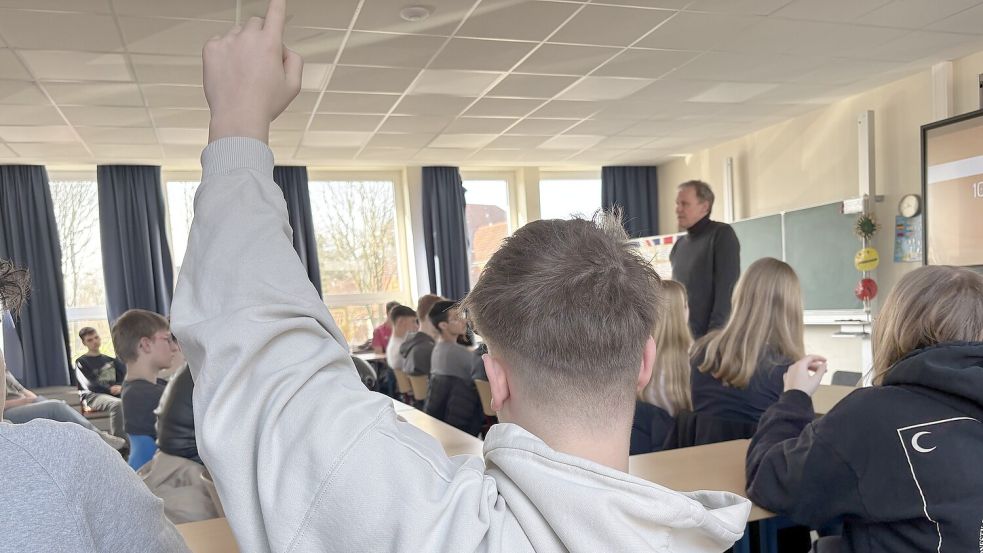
486, 135, 550, 148
728, 19, 908, 57
283, 28, 345, 63
430, 39, 537, 72
328, 66, 420, 93
76, 127, 158, 144
113, 0, 231, 19
284, 91, 320, 113
745, 83, 851, 105
429, 134, 498, 148
628, 79, 716, 101
636, 12, 762, 50
296, 146, 361, 160
131, 55, 202, 85
792, 58, 907, 85
142, 85, 206, 108
688, 82, 778, 103
538, 134, 604, 149
302, 63, 331, 91
310, 114, 384, 132
163, 144, 205, 159
45, 82, 142, 106
0, 49, 30, 80
0, 10, 122, 51
515, 44, 620, 75
9, 142, 90, 158
269, 131, 303, 147
444, 117, 518, 133
465, 149, 526, 162
414, 147, 476, 161
558, 77, 655, 100
302, 131, 372, 147
593, 49, 699, 79
366, 133, 436, 147
339, 32, 446, 68
858, 0, 981, 29
856, 31, 978, 62
592, 136, 656, 149
119, 17, 231, 56
464, 98, 543, 117
0, 104, 64, 125
600, 0, 691, 8
616, 149, 673, 163
150, 108, 209, 128
62, 106, 151, 127
357, 147, 422, 161
317, 92, 400, 114
520, 149, 578, 161
0, 80, 46, 104
530, 100, 599, 118
410, 69, 502, 96
564, 119, 635, 135
487, 74, 578, 98
241, 0, 359, 29
505, 118, 578, 134
0, 125, 77, 142
458, 1, 581, 42
550, 5, 674, 46
666, 52, 827, 82
378, 115, 453, 133
683, 0, 793, 15
0, 0, 109, 11
618, 119, 680, 136
392, 95, 476, 116
771, 0, 891, 22
21, 51, 132, 81
0, 143, 17, 158
271, 112, 312, 131
90, 143, 163, 159
354, 0, 474, 35
157, 128, 208, 144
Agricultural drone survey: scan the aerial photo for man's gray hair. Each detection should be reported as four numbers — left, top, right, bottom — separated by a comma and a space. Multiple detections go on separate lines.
679, 180, 715, 211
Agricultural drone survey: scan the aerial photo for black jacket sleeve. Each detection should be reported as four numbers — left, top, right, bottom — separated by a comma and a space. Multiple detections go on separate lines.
709, 225, 740, 331
746, 390, 871, 528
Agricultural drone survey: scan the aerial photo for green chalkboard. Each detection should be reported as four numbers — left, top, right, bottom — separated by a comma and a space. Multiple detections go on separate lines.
731, 214, 783, 274
784, 203, 863, 311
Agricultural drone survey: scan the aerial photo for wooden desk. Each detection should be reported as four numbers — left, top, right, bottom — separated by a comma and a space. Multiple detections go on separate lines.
354, 351, 386, 363
629, 439, 772, 522
813, 384, 855, 415
177, 517, 237, 553
395, 404, 485, 457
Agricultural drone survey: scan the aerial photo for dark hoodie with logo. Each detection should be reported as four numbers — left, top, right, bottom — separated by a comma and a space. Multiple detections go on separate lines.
746, 342, 983, 553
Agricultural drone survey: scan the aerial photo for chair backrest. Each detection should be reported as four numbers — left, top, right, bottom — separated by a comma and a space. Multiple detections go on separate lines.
393, 368, 413, 395
474, 379, 495, 417
127, 434, 157, 471
408, 374, 429, 402
831, 370, 861, 386
200, 468, 226, 517
662, 411, 757, 450
350, 356, 377, 390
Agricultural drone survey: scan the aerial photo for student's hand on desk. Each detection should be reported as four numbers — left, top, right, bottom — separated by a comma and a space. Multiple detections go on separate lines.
110, 384, 122, 395
783, 355, 828, 396
202, 0, 303, 144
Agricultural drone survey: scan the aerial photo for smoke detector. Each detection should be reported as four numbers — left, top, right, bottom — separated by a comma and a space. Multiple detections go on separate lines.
399, 5, 433, 22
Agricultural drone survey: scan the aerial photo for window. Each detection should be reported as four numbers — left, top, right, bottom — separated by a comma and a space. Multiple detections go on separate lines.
164, 180, 201, 278
309, 175, 406, 346
49, 177, 114, 360
463, 177, 510, 286
538, 176, 603, 220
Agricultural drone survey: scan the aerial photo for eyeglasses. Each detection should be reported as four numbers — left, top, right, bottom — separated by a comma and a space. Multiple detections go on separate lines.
153, 333, 176, 345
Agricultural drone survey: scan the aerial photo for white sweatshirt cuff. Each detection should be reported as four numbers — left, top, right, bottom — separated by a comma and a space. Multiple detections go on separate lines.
201, 137, 274, 178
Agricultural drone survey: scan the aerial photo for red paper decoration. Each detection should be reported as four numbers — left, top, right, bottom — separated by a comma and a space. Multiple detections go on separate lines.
855, 278, 878, 301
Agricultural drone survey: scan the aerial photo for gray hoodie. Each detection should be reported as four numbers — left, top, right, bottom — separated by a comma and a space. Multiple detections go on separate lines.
171, 138, 751, 553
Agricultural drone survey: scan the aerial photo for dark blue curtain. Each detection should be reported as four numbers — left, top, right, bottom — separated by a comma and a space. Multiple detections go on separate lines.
97, 165, 174, 322
273, 166, 323, 298
601, 166, 660, 238
422, 167, 469, 301
1, 311, 26, 382
0, 165, 72, 387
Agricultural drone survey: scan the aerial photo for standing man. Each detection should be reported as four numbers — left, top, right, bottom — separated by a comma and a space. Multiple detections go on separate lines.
670, 180, 740, 338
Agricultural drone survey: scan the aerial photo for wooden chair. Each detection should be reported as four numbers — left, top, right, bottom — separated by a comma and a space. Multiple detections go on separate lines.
408, 374, 429, 407
473, 379, 498, 438
393, 369, 414, 405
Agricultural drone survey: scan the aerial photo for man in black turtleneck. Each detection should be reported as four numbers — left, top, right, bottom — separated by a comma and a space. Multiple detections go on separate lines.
669, 180, 740, 338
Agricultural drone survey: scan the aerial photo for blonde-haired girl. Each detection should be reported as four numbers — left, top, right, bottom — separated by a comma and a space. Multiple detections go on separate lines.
640, 280, 693, 416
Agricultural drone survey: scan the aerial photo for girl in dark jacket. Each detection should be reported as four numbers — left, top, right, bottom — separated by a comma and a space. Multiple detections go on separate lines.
746, 265, 983, 553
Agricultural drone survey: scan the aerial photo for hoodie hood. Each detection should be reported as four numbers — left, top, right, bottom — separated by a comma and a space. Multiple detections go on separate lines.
883, 342, 983, 407
483, 423, 751, 553
399, 331, 433, 357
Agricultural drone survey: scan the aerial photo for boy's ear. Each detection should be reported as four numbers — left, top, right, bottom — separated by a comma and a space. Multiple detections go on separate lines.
637, 336, 656, 393
484, 353, 510, 413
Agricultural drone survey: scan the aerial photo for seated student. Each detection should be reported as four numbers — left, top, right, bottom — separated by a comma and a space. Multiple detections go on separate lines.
425, 301, 483, 434
399, 293, 443, 375
429, 300, 475, 381
4, 371, 126, 450
385, 305, 418, 373
0, 259, 189, 552
746, 265, 983, 553
170, 9, 749, 549
75, 326, 126, 438
471, 342, 488, 381
632, 279, 692, 454
371, 300, 401, 354
691, 257, 805, 426
115, 310, 178, 448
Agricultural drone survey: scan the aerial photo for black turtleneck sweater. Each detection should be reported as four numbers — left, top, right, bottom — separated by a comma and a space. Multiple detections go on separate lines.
669, 215, 740, 338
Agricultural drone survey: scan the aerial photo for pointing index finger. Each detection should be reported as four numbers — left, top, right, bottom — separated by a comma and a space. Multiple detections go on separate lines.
264, 0, 286, 37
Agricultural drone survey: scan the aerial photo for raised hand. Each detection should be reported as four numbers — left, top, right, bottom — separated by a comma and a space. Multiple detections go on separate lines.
783, 354, 828, 397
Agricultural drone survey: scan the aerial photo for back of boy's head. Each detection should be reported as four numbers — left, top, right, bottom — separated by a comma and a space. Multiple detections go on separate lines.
416, 294, 443, 322
385, 301, 401, 317
429, 300, 458, 332
462, 212, 661, 419
112, 309, 169, 364
389, 305, 417, 325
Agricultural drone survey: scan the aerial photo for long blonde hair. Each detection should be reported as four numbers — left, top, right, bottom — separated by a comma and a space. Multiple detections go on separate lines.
641, 280, 693, 413
871, 265, 983, 385
697, 257, 805, 389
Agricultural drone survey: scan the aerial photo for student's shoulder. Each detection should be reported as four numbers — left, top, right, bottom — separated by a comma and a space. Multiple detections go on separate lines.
0, 420, 110, 477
